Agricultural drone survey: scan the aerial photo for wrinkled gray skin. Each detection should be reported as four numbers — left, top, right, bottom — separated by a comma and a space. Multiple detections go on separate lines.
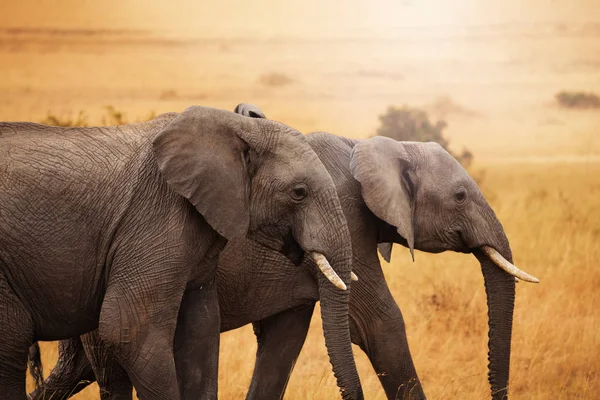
31, 105, 518, 400
0, 106, 363, 399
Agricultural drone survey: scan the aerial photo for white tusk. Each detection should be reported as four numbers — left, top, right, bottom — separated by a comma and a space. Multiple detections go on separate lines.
481, 246, 540, 283
351, 272, 358, 281
311, 252, 347, 290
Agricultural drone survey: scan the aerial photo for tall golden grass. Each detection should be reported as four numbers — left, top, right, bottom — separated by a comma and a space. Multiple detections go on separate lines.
28, 160, 599, 399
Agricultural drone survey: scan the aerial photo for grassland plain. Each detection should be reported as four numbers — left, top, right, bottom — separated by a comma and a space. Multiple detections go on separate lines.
26, 161, 600, 399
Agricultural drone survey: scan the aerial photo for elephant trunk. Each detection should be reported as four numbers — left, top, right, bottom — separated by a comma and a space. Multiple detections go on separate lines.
474, 238, 515, 400
318, 248, 363, 400
296, 188, 362, 399
463, 191, 540, 399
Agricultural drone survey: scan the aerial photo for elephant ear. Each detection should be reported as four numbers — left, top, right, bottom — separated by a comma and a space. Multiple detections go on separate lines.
378, 243, 393, 263
152, 106, 251, 240
350, 136, 417, 261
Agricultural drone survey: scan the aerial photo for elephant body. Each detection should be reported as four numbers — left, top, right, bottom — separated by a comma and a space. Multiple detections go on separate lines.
1, 115, 222, 399
0, 114, 185, 338
0, 107, 363, 399
30, 119, 539, 400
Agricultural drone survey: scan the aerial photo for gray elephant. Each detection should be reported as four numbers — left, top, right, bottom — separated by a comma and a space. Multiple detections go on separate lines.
0, 106, 364, 399
28, 105, 538, 400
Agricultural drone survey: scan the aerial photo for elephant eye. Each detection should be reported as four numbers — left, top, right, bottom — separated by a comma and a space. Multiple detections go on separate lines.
290, 184, 308, 202
454, 188, 467, 203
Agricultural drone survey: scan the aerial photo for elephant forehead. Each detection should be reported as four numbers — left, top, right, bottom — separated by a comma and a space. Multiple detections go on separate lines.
276, 132, 313, 155
267, 135, 322, 166
271, 151, 331, 182
254, 120, 304, 147
422, 148, 465, 178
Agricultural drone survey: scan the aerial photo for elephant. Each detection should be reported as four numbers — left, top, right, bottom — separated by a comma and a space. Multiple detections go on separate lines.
27, 104, 539, 400
0, 105, 364, 399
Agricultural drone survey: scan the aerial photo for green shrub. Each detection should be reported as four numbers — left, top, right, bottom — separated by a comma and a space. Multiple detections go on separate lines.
556, 91, 600, 109
375, 105, 473, 168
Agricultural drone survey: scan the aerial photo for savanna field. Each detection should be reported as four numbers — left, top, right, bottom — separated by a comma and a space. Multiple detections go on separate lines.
25, 162, 600, 399
2, 3, 600, 398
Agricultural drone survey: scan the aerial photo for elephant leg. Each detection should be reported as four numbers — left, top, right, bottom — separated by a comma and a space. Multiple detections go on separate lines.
174, 279, 220, 400
351, 312, 424, 400
349, 277, 425, 400
0, 275, 34, 398
246, 304, 315, 400
81, 330, 132, 400
98, 261, 186, 400
28, 337, 95, 400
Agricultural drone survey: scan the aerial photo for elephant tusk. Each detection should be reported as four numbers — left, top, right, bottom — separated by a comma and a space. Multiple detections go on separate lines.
351, 272, 358, 281
311, 252, 347, 291
481, 246, 540, 283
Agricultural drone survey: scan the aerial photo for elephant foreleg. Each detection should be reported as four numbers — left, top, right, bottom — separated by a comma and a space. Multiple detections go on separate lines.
98, 258, 186, 400
28, 337, 96, 400
174, 280, 221, 400
0, 274, 34, 399
348, 277, 425, 400
81, 330, 132, 400
246, 304, 315, 400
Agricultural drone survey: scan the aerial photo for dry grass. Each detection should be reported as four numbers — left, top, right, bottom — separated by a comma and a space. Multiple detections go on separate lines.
27, 161, 600, 399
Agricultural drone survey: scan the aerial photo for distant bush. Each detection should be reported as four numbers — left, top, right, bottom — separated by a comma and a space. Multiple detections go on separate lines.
375, 105, 474, 169
556, 91, 600, 109
40, 110, 88, 127
41, 106, 156, 127
258, 72, 294, 87
159, 89, 178, 100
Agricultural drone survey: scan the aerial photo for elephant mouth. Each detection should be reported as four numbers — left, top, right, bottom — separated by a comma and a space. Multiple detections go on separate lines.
415, 230, 469, 254
280, 230, 305, 266
247, 226, 305, 265
455, 230, 472, 254
279, 232, 349, 289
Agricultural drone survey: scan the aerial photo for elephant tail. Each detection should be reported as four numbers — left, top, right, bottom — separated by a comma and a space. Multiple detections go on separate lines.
28, 342, 44, 388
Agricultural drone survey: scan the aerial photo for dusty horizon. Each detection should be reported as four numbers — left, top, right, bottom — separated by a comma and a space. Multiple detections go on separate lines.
3, 1, 600, 34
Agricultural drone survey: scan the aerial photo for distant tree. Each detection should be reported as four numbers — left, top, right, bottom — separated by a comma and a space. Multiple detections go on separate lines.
555, 91, 600, 109
375, 105, 473, 168
258, 72, 294, 87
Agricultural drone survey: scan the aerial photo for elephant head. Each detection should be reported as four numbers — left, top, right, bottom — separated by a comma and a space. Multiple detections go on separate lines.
152, 106, 362, 399
350, 136, 539, 399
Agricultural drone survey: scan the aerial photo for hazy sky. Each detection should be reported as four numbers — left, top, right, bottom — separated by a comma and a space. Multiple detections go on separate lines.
2, 0, 599, 37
